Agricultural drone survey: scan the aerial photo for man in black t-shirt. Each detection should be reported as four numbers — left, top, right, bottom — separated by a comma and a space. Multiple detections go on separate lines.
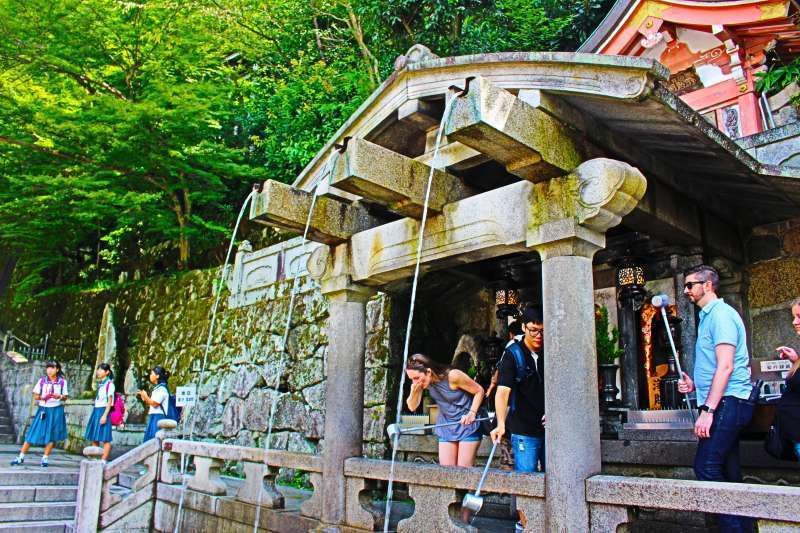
490, 306, 545, 473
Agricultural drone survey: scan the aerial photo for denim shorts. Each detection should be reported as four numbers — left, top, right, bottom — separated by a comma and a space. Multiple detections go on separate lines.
438, 429, 482, 443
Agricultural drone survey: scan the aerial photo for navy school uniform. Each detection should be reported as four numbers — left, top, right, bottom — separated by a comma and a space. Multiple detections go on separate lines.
85, 379, 114, 443
25, 377, 68, 445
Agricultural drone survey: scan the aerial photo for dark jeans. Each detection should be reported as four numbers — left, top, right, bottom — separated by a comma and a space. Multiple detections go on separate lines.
693, 396, 756, 532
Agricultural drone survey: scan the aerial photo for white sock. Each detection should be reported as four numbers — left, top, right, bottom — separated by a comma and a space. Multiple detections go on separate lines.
41, 455, 48, 463
17, 453, 25, 461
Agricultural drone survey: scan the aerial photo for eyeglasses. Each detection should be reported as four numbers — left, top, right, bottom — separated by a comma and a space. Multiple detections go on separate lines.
524, 326, 544, 337
684, 280, 707, 290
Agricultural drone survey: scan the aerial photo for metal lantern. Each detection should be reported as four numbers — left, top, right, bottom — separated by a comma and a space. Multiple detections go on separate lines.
494, 276, 519, 319
616, 256, 646, 308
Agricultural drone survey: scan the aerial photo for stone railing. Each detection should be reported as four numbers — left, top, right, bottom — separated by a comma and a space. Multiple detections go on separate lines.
586, 475, 800, 531
155, 438, 323, 531
75, 434, 800, 532
98, 438, 160, 529
343, 458, 545, 532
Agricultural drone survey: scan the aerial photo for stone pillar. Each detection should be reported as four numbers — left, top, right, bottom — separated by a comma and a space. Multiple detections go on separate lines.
74, 446, 104, 533
536, 238, 603, 532
317, 245, 375, 528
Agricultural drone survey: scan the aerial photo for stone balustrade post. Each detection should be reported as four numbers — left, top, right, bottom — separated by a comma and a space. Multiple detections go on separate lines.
187, 455, 227, 495
312, 243, 375, 529
73, 446, 105, 533
236, 461, 284, 508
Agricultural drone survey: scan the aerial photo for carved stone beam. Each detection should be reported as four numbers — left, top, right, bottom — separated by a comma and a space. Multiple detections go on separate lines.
250, 179, 384, 245
445, 75, 585, 181
330, 138, 475, 219
398, 98, 440, 132
347, 158, 646, 285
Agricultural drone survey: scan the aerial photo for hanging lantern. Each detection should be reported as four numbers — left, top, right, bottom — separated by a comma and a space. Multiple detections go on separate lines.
494, 276, 519, 319
615, 256, 646, 308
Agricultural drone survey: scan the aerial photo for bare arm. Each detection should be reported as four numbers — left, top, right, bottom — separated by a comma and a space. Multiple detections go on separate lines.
490, 386, 511, 443
448, 370, 484, 421
406, 382, 423, 412
693, 344, 734, 439
138, 390, 161, 407
705, 344, 735, 409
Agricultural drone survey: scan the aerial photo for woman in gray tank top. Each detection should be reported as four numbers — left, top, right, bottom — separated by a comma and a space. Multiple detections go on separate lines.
405, 353, 485, 467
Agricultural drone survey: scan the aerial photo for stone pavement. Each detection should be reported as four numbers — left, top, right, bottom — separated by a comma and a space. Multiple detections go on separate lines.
0, 444, 81, 532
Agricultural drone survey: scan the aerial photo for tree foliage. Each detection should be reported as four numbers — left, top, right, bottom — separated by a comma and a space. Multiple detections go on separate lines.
0, 0, 613, 300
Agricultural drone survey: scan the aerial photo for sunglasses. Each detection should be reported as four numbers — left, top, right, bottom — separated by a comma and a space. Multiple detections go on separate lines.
684, 280, 707, 290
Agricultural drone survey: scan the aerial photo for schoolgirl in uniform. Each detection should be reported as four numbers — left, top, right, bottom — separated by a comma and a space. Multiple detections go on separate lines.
84, 363, 115, 462
138, 366, 171, 442
10, 361, 68, 467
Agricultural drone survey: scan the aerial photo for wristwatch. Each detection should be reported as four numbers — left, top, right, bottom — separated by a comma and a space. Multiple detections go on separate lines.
698, 404, 715, 414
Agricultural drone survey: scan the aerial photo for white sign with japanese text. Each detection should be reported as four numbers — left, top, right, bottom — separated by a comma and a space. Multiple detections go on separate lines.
175, 385, 197, 407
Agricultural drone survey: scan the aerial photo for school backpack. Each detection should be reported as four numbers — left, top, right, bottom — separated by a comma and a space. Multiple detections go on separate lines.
38, 376, 65, 400
505, 341, 537, 413
104, 381, 126, 427
156, 384, 182, 421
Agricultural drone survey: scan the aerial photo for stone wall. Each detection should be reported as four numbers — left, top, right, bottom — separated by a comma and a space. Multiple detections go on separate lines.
0, 354, 92, 443
746, 216, 800, 364
0, 267, 393, 456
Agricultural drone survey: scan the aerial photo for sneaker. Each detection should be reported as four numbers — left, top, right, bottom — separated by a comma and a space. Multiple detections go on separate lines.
9, 457, 23, 466
40, 461, 48, 468
515, 522, 524, 532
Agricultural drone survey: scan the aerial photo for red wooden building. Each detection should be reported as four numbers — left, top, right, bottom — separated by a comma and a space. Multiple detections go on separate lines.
580, 0, 800, 138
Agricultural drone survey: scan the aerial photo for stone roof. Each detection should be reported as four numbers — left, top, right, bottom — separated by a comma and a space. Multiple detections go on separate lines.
291, 50, 800, 228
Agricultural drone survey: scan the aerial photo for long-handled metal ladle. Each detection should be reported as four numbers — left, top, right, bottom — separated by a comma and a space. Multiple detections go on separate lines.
386, 417, 492, 442
461, 439, 499, 514
652, 294, 696, 422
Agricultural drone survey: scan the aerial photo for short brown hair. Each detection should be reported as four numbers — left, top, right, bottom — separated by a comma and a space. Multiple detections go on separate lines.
684, 264, 720, 291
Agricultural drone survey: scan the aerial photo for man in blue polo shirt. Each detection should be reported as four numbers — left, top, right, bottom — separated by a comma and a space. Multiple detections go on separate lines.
677, 264, 755, 532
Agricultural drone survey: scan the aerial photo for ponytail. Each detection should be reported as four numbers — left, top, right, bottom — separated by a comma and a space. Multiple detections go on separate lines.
98, 362, 114, 379
151, 366, 170, 385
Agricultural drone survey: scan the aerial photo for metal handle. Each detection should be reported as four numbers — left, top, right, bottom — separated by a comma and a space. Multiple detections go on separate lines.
402, 416, 491, 434
474, 440, 499, 497
659, 307, 696, 422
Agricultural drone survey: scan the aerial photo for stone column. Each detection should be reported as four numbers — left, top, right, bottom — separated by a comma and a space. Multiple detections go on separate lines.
536, 238, 603, 533
317, 244, 375, 529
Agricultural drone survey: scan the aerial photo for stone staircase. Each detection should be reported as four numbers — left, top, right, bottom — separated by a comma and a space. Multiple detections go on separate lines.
0, 380, 16, 444
0, 445, 80, 532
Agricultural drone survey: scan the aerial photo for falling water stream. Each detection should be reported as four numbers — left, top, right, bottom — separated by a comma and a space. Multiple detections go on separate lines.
250, 151, 341, 532
383, 90, 459, 533
173, 85, 459, 533
173, 186, 257, 533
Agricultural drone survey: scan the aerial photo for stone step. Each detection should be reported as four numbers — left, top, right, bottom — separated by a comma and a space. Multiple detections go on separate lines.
0, 501, 76, 522
0, 519, 72, 532
0, 425, 14, 434
0, 435, 15, 444
117, 467, 148, 489
0, 469, 79, 487
0, 485, 78, 503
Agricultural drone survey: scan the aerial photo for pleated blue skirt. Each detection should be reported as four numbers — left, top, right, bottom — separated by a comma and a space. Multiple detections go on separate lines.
25, 405, 67, 445
143, 413, 166, 442
84, 407, 113, 443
